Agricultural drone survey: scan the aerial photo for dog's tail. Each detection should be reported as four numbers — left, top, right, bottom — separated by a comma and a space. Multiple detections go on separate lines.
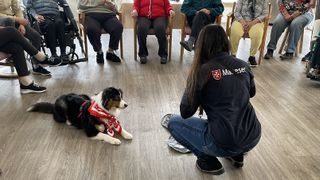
27, 102, 54, 114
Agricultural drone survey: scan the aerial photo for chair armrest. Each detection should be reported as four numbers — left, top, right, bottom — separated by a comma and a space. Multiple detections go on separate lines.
168, 15, 173, 31
78, 12, 85, 25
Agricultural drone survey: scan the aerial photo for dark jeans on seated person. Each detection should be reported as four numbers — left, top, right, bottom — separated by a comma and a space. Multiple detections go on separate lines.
187, 11, 214, 40
85, 12, 123, 52
137, 16, 167, 58
0, 27, 39, 76
39, 14, 66, 55
167, 114, 260, 159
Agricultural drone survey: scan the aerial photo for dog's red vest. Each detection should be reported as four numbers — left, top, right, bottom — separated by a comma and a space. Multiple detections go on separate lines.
87, 101, 122, 137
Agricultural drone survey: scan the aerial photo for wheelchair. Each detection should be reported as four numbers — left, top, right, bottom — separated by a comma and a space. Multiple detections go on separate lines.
25, 2, 87, 65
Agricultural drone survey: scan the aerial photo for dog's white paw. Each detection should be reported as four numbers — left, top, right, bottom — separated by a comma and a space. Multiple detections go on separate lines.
122, 132, 133, 140
110, 138, 121, 145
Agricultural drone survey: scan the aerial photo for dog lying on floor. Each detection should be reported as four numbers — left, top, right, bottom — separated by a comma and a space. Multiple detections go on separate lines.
27, 87, 133, 145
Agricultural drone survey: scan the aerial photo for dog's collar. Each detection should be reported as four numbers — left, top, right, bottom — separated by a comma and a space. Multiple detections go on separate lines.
88, 101, 122, 137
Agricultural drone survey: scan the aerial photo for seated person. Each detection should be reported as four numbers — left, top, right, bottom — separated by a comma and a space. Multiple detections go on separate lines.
264, 0, 315, 60
229, 0, 268, 66
0, 26, 61, 94
26, 0, 69, 61
180, 0, 224, 51
131, 0, 175, 64
307, 32, 320, 78
167, 25, 261, 175
78, 0, 123, 63
0, 0, 52, 76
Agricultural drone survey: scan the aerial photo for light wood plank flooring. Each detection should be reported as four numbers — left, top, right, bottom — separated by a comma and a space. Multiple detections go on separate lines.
0, 28, 319, 180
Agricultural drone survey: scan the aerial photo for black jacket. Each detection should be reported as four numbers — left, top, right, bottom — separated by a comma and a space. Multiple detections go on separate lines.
180, 52, 261, 151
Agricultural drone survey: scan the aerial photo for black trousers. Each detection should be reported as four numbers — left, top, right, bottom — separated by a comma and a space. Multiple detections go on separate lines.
0, 27, 39, 76
137, 17, 167, 58
15, 22, 42, 69
187, 12, 214, 39
85, 13, 123, 52
39, 14, 66, 54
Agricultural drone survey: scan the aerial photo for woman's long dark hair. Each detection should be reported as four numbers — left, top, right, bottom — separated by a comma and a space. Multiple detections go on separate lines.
186, 24, 230, 105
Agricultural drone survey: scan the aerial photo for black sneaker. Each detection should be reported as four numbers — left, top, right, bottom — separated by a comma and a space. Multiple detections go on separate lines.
248, 56, 258, 67
38, 56, 62, 67
160, 56, 167, 64
96, 52, 104, 64
106, 52, 121, 62
140, 56, 147, 64
60, 53, 69, 62
226, 154, 244, 168
32, 66, 51, 76
280, 52, 294, 60
196, 157, 224, 175
20, 82, 47, 94
264, 49, 273, 59
180, 40, 193, 52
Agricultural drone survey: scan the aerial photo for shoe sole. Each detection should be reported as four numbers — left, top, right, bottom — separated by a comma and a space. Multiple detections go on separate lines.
39, 60, 63, 67
20, 89, 47, 94
180, 42, 192, 52
32, 71, 52, 76
196, 163, 225, 175
226, 157, 244, 168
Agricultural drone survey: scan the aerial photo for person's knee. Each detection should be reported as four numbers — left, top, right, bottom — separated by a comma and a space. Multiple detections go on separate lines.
167, 115, 182, 132
289, 21, 305, 32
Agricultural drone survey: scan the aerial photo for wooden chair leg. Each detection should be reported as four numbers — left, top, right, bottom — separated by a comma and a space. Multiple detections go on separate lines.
134, 28, 137, 61
120, 36, 124, 59
299, 29, 304, 54
180, 31, 185, 62
169, 34, 172, 61
84, 31, 88, 60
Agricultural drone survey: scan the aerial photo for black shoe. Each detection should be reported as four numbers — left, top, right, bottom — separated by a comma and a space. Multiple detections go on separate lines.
96, 52, 104, 64
106, 51, 121, 62
196, 157, 224, 175
60, 53, 69, 62
32, 66, 51, 76
140, 56, 147, 64
20, 82, 47, 94
226, 154, 244, 168
248, 56, 258, 67
280, 52, 294, 60
180, 40, 193, 52
38, 56, 62, 67
160, 56, 167, 64
264, 49, 273, 59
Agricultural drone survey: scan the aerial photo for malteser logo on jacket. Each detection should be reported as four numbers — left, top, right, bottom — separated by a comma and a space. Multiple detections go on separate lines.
212, 69, 222, 80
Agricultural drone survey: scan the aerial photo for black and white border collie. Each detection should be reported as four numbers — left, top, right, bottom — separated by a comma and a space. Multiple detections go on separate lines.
27, 87, 133, 145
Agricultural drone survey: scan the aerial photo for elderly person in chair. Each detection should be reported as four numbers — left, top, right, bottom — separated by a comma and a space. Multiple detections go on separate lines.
78, 0, 123, 63
180, 0, 224, 52
0, 0, 54, 76
264, 0, 315, 60
229, 0, 269, 66
26, 0, 69, 61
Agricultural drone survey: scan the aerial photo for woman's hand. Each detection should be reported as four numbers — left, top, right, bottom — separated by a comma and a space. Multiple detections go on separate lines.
35, 15, 45, 23
169, 10, 175, 17
290, 10, 301, 20
18, 25, 26, 35
131, 9, 138, 17
15, 17, 28, 26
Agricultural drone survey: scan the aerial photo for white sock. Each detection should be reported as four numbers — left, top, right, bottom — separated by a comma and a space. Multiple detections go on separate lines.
19, 75, 33, 86
34, 52, 46, 61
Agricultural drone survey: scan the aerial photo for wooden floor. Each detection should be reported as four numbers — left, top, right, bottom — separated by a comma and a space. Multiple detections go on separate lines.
0, 28, 319, 180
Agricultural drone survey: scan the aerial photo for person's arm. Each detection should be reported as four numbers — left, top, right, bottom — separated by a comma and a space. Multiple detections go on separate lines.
11, 0, 24, 18
132, 0, 140, 13
164, 0, 173, 16
26, 0, 38, 18
234, 0, 244, 21
278, 0, 291, 20
180, 90, 200, 119
208, 0, 224, 17
256, 0, 268, 22
181, 0, 197, 16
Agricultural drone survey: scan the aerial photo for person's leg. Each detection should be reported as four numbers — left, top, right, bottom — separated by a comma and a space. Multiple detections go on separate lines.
40, 18, 57, 55
102, 14, 123, 62
248, 22, 264, 56
137, 17, 151, 58
230, 21, 244, 56
54, 15, 67, 55
85, 14, 103, 52
168, 115, 225, 174
102, 15, 123, 51
266, 14, 289, 51
153, 17, 168, 62
287, 12, 314, 53
190, 11, 211, 40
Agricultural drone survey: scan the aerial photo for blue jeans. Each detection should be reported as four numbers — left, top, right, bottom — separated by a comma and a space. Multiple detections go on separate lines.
167, 114, 259, 159
267, 12, 314, 53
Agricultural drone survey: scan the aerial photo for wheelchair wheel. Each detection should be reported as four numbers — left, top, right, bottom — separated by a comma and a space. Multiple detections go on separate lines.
66, 52, 79, 64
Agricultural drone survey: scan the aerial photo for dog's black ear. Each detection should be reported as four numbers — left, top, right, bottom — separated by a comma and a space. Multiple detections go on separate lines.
118, 88, 123, 97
